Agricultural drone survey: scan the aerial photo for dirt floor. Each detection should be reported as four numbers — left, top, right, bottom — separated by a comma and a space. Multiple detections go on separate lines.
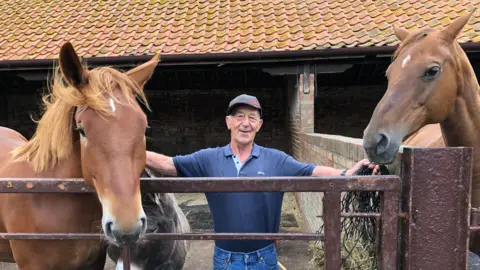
0, 192, 317, 270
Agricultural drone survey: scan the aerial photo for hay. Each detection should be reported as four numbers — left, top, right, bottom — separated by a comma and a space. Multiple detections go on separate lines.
310, 164, 390, 270
310, 230, 376, 270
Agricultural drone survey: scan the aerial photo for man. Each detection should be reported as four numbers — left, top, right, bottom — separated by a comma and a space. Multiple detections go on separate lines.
146, 94, 380, 270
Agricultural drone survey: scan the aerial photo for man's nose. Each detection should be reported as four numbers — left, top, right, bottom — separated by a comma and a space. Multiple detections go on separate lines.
240, 118, 250, 125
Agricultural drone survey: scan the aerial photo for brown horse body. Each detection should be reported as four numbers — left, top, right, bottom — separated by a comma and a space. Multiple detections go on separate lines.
0, 127, 105, 268
362, 10, 480, 253
0, 42, 160, 269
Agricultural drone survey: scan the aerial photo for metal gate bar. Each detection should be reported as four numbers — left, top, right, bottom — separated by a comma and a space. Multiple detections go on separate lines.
0, 176, 401, 193
323, 191, 341, 269
0, 232, 324, 240
0, 175, 401, 270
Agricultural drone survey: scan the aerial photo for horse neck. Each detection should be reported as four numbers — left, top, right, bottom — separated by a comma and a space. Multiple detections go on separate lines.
43, 138, 83, 178
440, 49, 480, 204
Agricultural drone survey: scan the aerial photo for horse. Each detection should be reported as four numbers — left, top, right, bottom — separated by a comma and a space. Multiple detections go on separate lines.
107, 168, 191, 270
0, 41, 160, 269
362, 9, 480, 253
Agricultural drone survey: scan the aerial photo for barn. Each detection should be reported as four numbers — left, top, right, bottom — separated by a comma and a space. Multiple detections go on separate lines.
0, 1, 479, 269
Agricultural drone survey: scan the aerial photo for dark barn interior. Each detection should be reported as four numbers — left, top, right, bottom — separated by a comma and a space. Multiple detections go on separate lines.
1, 50, 480, 157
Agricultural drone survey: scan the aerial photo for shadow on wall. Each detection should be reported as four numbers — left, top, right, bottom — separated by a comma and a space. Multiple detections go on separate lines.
315, 85, 386, 138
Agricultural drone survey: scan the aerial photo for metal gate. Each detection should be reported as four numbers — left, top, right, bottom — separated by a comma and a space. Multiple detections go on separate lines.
0, 146, 474, 270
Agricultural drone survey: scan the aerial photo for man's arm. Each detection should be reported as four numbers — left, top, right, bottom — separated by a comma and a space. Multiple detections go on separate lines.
146, 151, 177, 176
281, 152, 380, 177
311, 158, 380, 177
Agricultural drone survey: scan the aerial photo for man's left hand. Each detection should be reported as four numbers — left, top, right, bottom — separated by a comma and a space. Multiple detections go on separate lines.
345, 158, 380, 176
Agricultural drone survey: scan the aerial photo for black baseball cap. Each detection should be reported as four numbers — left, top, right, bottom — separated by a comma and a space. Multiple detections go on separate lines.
226, 94, 263, 118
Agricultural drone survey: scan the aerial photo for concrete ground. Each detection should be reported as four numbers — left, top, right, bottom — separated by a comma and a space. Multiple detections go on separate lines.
0, 192, 316, 270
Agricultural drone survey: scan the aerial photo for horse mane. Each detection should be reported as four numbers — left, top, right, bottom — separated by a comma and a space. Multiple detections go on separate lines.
10, 65, 150, 172
392, 28, 436, 61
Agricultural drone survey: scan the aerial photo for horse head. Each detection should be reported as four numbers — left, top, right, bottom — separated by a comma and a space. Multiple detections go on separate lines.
363, 10, 476, 164
59, 42, 159, 246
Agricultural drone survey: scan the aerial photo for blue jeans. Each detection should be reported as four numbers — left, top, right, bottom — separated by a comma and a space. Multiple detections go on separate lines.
213, 244, 279, 270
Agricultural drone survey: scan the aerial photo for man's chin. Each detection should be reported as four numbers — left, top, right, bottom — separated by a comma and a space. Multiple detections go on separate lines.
235, 137, 253, 145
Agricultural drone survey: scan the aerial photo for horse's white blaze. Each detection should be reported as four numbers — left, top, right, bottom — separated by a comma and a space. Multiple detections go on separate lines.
109, 98, 116, 112
402, 54, 411, 68
116, 258, 142, 270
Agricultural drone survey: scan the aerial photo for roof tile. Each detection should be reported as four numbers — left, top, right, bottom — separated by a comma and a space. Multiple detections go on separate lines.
0, 0, 478, 60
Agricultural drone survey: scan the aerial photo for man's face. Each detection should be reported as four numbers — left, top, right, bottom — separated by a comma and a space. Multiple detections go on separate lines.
226, 105, 263, 146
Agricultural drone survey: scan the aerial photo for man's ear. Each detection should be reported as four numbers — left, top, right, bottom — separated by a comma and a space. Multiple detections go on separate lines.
255, 119, 263, 132
225, 116, 232, 130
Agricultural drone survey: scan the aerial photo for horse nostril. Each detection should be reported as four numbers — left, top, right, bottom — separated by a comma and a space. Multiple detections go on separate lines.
105, 221, 113, 236
140, 217, 146, 229
376, 133, 390, 155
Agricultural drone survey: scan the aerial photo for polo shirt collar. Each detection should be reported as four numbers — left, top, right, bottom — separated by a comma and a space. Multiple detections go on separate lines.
223, 143, 260, 158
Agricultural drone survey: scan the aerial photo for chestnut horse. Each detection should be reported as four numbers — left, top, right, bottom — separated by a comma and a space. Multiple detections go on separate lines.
0, 42, 159, 269
362, 10, 480, 253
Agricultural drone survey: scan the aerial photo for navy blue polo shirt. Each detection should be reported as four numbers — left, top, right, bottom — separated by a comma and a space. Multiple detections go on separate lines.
172, 144, 316, 252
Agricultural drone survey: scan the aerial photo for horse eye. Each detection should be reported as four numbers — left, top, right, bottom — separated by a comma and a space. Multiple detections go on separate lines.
423, 65, 441, 80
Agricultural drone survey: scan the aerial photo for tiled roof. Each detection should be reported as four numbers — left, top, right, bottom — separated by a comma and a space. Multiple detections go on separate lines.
0, 1, 479, 61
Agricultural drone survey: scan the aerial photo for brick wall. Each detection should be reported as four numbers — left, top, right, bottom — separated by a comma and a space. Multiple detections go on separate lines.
291, 132, 402, 233
286, 74, 315, 156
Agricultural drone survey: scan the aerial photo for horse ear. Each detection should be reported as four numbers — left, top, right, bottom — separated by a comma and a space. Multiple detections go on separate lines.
392, 25, 411, 41
59, 42, 87, 88
440, 9, 476, 43
126, 53, 161, 88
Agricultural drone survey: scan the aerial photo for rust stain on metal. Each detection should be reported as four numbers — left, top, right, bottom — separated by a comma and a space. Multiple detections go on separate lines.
323, 192, 341, 269
379, 190, 399, 269
0, 176, 401, 193
123, 247, 131, 270
401, 147, 472, 270
57, 183, 65, 190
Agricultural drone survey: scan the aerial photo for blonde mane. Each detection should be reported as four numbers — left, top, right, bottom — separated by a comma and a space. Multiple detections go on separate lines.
11, 65, 150, 172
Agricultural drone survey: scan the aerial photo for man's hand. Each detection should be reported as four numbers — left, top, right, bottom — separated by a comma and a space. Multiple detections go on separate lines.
346, 158, 380, 176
